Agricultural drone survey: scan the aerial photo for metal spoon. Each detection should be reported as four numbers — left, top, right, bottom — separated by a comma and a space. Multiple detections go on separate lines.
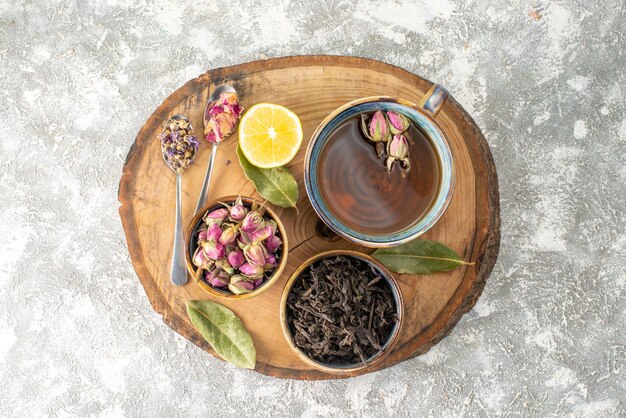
194, 83, 238, 214
162, 114, 196, 286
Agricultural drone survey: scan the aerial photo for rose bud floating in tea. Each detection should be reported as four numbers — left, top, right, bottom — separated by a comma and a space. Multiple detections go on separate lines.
386, 110, 411, 134
316, 112, 440, 236
386, 133, 410, 172
360, 110, 414, 174
305, 87, 455, 248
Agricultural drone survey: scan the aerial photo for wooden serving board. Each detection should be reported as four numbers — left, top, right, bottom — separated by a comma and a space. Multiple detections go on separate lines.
118, 56, 500, 380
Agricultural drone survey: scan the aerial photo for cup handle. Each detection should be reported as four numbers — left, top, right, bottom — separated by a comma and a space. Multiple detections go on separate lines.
417, 84, 449, 117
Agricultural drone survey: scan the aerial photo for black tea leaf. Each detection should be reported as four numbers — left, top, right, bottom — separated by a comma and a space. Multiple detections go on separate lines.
286, 255, 398, 365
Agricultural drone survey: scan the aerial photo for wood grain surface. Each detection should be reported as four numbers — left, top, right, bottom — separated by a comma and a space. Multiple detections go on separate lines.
118, 56, 500, 380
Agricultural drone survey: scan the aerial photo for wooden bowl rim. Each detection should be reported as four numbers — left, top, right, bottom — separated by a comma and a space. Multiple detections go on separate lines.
184, 195, 289, 300
279, 249, 405, 374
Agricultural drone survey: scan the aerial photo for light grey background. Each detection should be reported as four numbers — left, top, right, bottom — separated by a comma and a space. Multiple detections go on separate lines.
1, 0, 624, 416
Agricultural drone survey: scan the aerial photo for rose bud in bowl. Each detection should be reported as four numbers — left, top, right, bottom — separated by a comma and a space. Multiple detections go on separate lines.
185, 196, 288, 299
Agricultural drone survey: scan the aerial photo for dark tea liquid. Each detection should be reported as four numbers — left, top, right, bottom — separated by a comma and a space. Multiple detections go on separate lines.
317, 116, 441, 235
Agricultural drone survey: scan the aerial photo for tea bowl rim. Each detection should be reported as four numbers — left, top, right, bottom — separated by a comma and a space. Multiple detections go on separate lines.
279, 249, 404, 374
185, 195, 289, 300
304, 96, 455, 248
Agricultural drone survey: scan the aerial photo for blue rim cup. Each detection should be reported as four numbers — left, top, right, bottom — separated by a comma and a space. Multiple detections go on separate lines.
304, 85, 455, 248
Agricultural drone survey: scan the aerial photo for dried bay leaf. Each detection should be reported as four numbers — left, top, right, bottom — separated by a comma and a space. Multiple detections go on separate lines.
186, 300, 256, 369
237, 145, 298, 208
372, 240, 473, 275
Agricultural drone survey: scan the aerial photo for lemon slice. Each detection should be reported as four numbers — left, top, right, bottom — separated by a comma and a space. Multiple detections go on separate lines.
238, 103, 303, 168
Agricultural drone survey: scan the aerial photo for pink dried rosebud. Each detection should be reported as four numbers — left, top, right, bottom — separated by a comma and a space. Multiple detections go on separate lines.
228, 275, 255, 294
253, 278, 264, 288
388, 134, 409, 159
204, 208, 228, 224
197, 229, 208, 243
219, 224, 238, 246
228, 250, 245, 268
386, 111, 410, 134
206, 223, 222, 242
237, 233, 249, 249
193, 247, 213, 270
248, 224, 273, 243
264, 253, 277, 270
386, 134, 411, 173
267, 220, 278, 234
241, 210, 264, 233
215, 258, 235, 275
264, 234, 282, 253
230, 197, 248, 221
244, 242, 267, 267
369, 110, 390, 142
205, 268, 228, 288
202, 240, 225, 260
239, 262, 264, 279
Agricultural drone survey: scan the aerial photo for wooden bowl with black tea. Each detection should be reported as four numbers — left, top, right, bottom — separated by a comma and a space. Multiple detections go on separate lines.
280, 250, 404, 374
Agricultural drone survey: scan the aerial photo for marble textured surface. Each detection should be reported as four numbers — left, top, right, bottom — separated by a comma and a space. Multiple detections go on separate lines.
1, 0, 625, 416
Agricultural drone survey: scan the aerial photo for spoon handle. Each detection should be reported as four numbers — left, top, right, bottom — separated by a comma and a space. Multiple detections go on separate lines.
170, 175, 188, 286
194, 143, 218, 213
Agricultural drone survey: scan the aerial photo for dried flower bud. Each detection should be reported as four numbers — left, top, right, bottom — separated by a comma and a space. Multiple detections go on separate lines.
237, 232, 250, 249
386, 111, 410, 134
388, 134, 409, 159
193, 247, 214, 270
264, 253, 277, 270
204, 208, 228, 225
267, 220, 278, 234
385, 134, 410, 173
197, 228, 208, 243
206, 223, 222, 242
239, 262, 264, 279
202, 240, 225, 260
244, 242, 267, 267
160, 116, 198, 175
205, 268, 228, 288
241, 210, 264, 233
228, 275, 255, 294
368, 110, 390, 142
248, 224, 273, 243
195, 197, 280, 294
264, 234, 282, 253
219, 224, 238, 246
228, 250, 245, 268
215, 258, 235, 275
230, 197, 248, 221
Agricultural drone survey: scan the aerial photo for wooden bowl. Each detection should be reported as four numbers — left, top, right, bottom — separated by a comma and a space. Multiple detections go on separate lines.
279, 250, 404, 374
185, 196, 289, 300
